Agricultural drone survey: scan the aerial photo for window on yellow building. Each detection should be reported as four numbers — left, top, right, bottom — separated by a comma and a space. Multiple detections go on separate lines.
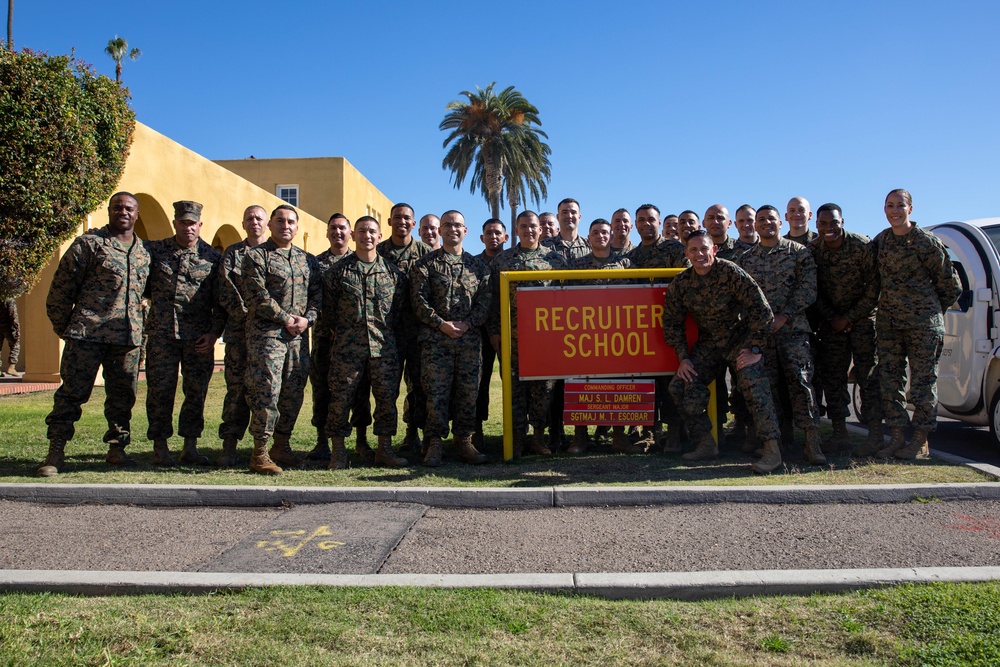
276, 185, 299, 207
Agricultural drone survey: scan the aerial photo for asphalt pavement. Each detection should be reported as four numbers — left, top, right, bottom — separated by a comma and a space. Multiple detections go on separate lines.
2, 473, 1000, 600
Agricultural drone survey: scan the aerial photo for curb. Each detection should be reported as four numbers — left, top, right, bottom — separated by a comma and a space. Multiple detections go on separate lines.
3, 566, 998, 600
2, 481, 1000, 508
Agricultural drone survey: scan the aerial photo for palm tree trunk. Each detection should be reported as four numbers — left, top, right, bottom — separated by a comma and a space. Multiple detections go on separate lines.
115, 62, 122, 83
6, 0, 12, 51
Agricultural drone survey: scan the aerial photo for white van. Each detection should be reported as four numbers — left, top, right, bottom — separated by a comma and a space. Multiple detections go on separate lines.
927, 218, 1000, 449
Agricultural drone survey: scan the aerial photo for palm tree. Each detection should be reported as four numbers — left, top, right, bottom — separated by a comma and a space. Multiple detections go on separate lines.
440, 83, 551, 221
7, 0, 13, 51
104, 35, 141, 83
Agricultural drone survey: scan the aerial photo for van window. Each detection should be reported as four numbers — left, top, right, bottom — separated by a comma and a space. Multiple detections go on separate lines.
982, 225, 1000, 257
945, 249, 971, 312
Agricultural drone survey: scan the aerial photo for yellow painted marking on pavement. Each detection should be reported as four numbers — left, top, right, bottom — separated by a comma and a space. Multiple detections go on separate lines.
255, 525, 346, 557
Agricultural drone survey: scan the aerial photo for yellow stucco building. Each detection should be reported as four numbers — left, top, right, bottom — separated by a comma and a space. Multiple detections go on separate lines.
14, 122, 392, 383
212, 156, 393, 228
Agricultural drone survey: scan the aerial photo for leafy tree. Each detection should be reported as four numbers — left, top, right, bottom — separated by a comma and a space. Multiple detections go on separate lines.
104, 35, 140, 83
0, 49, 135, 299
440, 83, 551, 223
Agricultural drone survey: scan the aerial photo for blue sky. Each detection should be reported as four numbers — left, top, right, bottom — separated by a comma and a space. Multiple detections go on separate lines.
13, 0, 1000, 254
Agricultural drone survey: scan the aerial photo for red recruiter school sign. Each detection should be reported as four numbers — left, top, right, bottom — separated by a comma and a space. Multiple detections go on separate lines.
516, 284, 696, 379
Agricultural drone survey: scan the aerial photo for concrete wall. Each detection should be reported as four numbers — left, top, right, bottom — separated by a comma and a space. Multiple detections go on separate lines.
18, 122, 326, 383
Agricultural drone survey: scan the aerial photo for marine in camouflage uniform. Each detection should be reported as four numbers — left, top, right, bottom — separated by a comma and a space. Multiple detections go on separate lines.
542, 199, 591, 448
609, 207, 636, 258
0, 298, 20, 376
627, 204, 690, 452
704, 205, 742, 449
474, 219, 508, 447
488, 211, 567, 456
410, 211, 492, 466
144, 201, 226, 466
662, 230, 783, 473
565, 219, 646, 455
784, 196, 817, 247
809, 204, 882, 455
242, 205, 322, 475
307, 214, 373, 463
873, 190, 962, 459
324, 216, 409, 469
376, 203, 432, 452
39, 193, 150, 476
739, 206, 825, 465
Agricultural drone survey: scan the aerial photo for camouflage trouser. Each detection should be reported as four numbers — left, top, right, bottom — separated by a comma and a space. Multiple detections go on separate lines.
398, 329, 427, 430
422, 337, 482, 438
669, 341, 779, 442
817, 319, 881, 423
219, 332, 251, 440
475, 327, 496, 423
509, 341, 553, 434
310, 331, 372, 434
145, 337, 215, 440
655, 376, 681, 425
763, 332, 819, 430
326, 353, 400, 438
877, 322, 944, 430
1, 322, 19, 366
45, 338, 140, 445
247, 335, 309, 440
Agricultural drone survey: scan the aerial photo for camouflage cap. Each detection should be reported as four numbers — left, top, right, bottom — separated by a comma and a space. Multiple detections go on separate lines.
173, 200, 203, 222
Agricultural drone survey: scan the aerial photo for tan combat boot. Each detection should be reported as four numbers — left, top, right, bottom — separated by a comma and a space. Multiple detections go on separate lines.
399, 424, 420, 453
612, 426, 645, 454
681, 433, 719, 462
328, 436, 348, 470
565, 426, 587, 455
216, 437, 240, 467
268, 434, 300, 467
853, 422, 884, 458
456, 434, 488, 464
423, 436, 444, 467
727, 418, 748, 445
876, 427, 907, 459
512, 429, 527, 459
36, 438, 66, 477
307, 432, 331, 461
356, 425, 371, 454
804, 428, 828, 465
180, 437, 210, 466
822, 419, 851, 454
530, 428, 553, 456
751, 438, 782, 474
105, 442, 137, 467
249, 437, 282, 475
151, 439, 175, 466
894, 429, 931, 460
375, 434, 408, 468
355, 431, 376, 465
661, 423, 682, 454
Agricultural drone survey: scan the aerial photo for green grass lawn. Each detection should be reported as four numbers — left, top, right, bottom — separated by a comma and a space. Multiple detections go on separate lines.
0, 368, 990, 486
3, 582, 999, 665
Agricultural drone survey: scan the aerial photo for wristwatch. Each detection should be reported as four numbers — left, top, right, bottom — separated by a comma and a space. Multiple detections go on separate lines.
750, 345, 761, 355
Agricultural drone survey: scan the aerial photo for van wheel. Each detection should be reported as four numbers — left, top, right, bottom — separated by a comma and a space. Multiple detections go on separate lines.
989, 391, 1000, 452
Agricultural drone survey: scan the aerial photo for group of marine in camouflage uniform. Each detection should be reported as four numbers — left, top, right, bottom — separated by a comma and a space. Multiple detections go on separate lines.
34, 188, 961, 477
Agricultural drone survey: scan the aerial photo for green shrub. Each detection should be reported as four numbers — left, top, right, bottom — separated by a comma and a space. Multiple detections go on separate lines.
0, 48, 135, 299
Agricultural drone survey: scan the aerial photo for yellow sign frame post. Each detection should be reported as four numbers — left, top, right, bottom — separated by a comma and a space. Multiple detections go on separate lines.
498, 267, 717, 461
